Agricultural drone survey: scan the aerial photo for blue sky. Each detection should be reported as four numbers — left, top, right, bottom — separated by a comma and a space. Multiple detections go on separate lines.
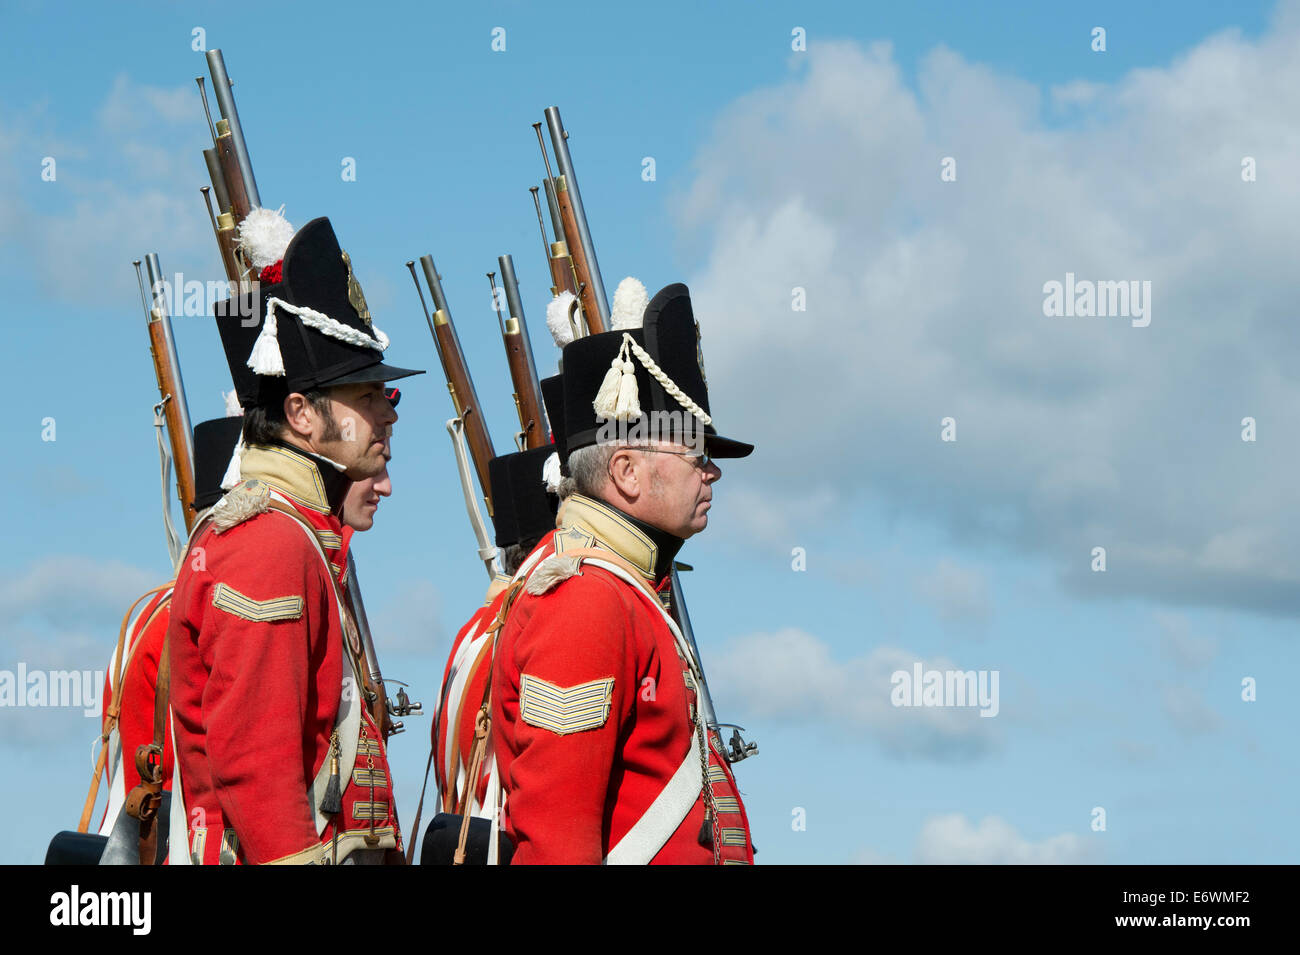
1, 0, 1296, 864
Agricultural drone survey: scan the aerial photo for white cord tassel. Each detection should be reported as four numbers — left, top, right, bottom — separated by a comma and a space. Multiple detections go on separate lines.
542, 451, 562, 494
593, 335, 641, 421
614, 357, 640, 418
220, 435, 245, 491
246, 309, 285, 376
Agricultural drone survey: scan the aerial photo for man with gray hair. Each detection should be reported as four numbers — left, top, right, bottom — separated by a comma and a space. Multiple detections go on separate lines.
491, 283, 756, 864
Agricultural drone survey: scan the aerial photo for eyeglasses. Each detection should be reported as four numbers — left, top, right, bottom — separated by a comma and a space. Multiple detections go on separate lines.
634, 446, 712, 470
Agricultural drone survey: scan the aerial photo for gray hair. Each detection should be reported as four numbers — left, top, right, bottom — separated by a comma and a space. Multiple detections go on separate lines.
567, 443, 617, 498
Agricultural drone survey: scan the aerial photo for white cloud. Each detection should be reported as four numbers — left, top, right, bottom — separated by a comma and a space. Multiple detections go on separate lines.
916, 557, 992, 629
0, 76, 211, 305
367, 577, 445, 655
0, 555, 159, 631
1155, 612, 1217, 670
678, 13, 1300, 615
0, 554, 160, 747
708, 627, 1000, 760
914, 813, 1094, 864
1161, 685, 1221, 736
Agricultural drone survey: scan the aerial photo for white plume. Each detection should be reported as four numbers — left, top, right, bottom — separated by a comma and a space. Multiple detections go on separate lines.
546, 290, 578, 346
236, 205, 295, 270
542, 451, 562, 494
610, 277, 648, 330
222, 389, 243, 417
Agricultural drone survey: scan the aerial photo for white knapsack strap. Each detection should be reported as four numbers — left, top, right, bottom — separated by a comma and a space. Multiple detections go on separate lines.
167, 711, 190, 865
265, 494, 362, 835
603, 726, 701, 865
485, 755, 502, 866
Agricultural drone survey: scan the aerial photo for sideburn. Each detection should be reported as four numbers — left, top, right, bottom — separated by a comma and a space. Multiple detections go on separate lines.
317, 399, 342, 443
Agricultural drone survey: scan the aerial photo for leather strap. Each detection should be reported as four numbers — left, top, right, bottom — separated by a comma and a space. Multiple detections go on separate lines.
265, 500, 368, 686
453, 574, 531, 864
78, 583, 172, 834
124, 599, 176, 864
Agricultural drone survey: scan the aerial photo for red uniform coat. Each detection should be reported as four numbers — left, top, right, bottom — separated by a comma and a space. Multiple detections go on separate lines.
109, 593, 175, 791
491, 495, 754, 864
434, 533, 557, 815
98, 589, 175, 833
167, 444, 400, 864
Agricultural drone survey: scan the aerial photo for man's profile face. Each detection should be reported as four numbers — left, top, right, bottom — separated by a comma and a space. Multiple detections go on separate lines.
631, 441, 722, 540
342, 459, 391, 531
309, 381, 397, 481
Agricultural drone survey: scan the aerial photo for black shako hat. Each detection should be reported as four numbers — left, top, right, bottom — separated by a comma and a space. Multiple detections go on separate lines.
559, 282, 753, 463
488, 446, 560, 548
191, 417, 244, 511
540, 373, 566, 458
215, 217, 423, 407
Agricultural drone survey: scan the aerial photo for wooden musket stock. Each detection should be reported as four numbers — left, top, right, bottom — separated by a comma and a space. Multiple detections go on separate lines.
554, 177, 605, 333
145, 312, 198, 530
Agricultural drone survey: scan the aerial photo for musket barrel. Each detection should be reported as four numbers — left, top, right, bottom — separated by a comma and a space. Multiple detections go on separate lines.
203, 148, 232, 214
544, 106, 610, 325
498, 253, 545, 392
417, 255, 496, 510
206, 49, 261, 209
419, 254, 452, 317
542, 178, 564, 244
345, 553, 391, 736
143, 253, 197, 524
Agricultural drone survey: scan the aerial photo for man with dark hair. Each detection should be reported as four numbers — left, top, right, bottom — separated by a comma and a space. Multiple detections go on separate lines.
167, 215, 422, 865
492, 283, 756, 864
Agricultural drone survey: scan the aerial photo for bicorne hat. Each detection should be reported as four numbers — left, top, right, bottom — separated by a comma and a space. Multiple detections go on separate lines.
214, 215, 423, 407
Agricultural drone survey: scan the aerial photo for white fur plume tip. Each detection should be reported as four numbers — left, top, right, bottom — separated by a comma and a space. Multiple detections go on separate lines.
610, 277, 648, 330
222, 389, 243, 417
236, 205, 295, 270
542, 451, 562, 494
546, 291, 577, 346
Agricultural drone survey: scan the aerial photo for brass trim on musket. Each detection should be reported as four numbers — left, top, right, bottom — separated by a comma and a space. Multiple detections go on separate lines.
545, 106, 610, 326
445, 381, 464, 419
504, 316, 521, 335
206, 49, 261, 210
216, 118, 230, 136
432, 308, 450, 327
